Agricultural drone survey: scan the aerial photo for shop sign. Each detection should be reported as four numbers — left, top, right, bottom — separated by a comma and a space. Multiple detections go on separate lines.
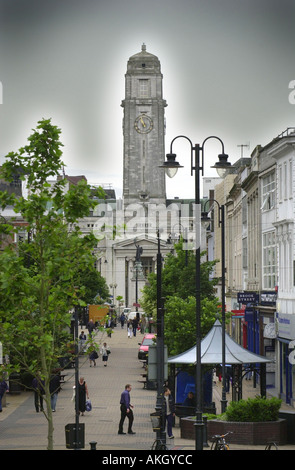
237, 292, 259, 304
277, 313, 295, 340
260, 292, 277, 305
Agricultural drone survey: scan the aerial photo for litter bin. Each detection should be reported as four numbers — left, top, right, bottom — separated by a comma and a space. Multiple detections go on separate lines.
9, 373, 22, 394
150, 412, 161, 432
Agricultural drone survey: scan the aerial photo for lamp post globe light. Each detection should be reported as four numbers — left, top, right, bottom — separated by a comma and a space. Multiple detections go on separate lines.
160, 135, 231, 451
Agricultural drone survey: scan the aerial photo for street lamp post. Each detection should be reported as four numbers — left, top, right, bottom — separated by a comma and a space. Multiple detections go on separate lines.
160, 135, 231, 450
74, 304, 80, 450
202, 199, 227, 413
110, 283, 117, 305
134, 240, 144, 321
155, 229, 166, 448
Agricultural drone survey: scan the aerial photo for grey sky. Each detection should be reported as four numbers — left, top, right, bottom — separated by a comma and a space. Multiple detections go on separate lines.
0, 0, 294, 198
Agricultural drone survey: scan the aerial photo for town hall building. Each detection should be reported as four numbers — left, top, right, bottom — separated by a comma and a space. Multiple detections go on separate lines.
95, 45, 182, 310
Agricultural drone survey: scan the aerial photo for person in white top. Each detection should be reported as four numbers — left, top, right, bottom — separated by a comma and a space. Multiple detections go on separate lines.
164, 387, 175, 438
100, 342, 110, 367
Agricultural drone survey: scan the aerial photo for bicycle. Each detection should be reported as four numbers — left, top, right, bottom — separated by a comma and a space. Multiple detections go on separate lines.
265, 441, 278, 450
151, 438, 168, 450
210, 432, 232, 450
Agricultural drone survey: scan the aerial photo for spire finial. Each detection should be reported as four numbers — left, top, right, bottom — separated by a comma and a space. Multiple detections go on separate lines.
142, 43, 146, 52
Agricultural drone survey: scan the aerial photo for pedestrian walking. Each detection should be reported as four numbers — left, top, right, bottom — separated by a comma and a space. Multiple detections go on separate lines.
118, 384, 136, 435
100, 342, 110, 367
79, 331, 87, 353
127, 320, 133, 338
132, 317, 138, 337
32, 375, 45, 412
140, 317, 146, 334
226, 366, 232, 392
120, 313, 125, 328
89, 349, 98, 367
106, 315, 112, 328
164, 387, 175, 439
87, 319, 95, 337
0, 379, 8, 412
77, 377, 89, 416
49, 372, 61, 412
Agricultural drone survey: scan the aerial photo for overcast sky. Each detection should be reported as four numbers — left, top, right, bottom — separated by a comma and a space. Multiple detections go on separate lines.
0, 0, 295, 199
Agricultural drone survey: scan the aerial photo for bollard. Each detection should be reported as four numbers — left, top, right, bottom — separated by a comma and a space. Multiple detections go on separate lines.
89, 441, 97, 450
203, 416, 209, 447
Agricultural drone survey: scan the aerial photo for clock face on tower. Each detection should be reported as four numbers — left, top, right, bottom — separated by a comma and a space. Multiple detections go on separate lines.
134, 114, 153, 134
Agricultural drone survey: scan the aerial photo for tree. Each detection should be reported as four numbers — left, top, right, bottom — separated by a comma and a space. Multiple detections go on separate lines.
0, 118, 105, 450
141, 240, 221, 355
163, 295, 220, 356
78, 264, 109, 305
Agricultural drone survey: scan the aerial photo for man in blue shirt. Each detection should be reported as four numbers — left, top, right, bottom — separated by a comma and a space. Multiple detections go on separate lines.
118, 384, 136, 435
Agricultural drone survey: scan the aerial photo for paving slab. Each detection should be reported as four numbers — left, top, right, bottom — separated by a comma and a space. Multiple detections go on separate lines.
0, 324, 294, 452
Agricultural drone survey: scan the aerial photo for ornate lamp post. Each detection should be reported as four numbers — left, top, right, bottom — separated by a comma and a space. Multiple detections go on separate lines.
202, 199, 227, 413
155, 229, 166, 448
132, 239, 145, 320
160, 135, 231, 450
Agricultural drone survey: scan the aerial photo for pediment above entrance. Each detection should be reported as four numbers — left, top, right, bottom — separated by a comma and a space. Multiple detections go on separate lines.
111, 234, 168, 252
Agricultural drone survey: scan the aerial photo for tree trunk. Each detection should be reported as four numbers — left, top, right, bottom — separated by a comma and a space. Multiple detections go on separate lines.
44, 385, 54, 450
40, 343, 55, 450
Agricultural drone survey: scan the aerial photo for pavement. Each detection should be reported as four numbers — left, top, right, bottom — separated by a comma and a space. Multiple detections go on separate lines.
0, 324, 295, 452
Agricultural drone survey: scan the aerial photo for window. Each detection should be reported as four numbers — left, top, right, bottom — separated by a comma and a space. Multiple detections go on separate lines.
284, 162, 287, 200
263, 231, 276, 289
242, 237, 247, 269
279, 165, 282, 202
289, 159, 293, 199
139, 79, 150, 98
261, 171, 275, 211
242, 197, 247, 224
141, 257, 153, 277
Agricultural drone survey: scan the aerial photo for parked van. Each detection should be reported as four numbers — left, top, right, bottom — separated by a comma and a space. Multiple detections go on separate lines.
126, 311, 143, 321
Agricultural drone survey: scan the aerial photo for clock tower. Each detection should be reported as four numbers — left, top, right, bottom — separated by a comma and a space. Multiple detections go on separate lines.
122, 44, 167, 206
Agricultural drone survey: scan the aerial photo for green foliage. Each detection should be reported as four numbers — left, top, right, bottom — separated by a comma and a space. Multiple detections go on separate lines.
76, 261, 109, 304
141, 242, 218, 316
203, 413, 218, 420
224, 396, 282, 422
0, 118, 106, 449
0, 120, 103, 372
161, 241, 218, 301
141, 240, 221, 355
164, 296, 220, 356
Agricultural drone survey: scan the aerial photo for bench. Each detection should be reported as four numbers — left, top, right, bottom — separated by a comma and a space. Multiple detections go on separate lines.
138, 380, 147, 389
